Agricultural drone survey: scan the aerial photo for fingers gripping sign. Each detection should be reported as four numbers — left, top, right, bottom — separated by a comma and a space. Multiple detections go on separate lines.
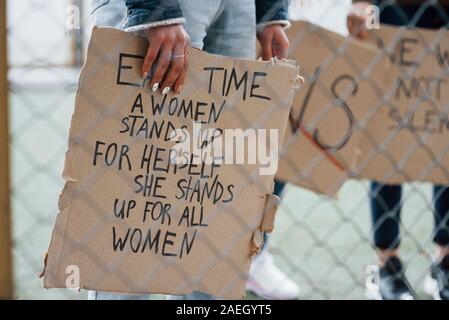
161, 42, 188, 95
142, 24, 190, 95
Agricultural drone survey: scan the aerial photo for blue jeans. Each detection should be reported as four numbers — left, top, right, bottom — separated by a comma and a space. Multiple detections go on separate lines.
89, 0, 263, 300
370, 3, 449, 250
91, 0, 256, 58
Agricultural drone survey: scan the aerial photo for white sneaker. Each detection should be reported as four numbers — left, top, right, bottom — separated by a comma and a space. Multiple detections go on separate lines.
365, 265, 382, 300
246, 251, 300, 300
423, 274, 442, 300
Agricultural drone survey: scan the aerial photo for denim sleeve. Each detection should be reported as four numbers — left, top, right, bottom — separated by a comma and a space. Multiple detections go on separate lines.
124, 0, 184, 30
255, 0, 289, 25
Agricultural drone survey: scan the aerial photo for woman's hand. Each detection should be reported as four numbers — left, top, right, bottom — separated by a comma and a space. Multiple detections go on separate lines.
257, 24, 290, 61
143, 24, 190, 94
347, 1, 371, 39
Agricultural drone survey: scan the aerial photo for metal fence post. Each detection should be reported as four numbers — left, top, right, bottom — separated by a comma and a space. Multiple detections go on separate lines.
0, 0, 13, 300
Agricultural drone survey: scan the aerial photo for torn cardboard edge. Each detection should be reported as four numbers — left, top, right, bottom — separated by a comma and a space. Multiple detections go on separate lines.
250, 193, 280, 257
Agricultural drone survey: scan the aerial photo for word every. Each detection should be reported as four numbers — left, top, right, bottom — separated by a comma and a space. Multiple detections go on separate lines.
116, 53, 272, 102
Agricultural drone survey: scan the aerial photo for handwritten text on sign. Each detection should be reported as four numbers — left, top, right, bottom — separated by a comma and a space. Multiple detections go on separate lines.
91, 53, 276, 258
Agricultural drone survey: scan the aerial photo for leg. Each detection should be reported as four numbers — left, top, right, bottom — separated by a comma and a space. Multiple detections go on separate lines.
368, 182, 415, 300
370, 181, 402, 262
424, 185, 449, 300
432, 185, 449, 257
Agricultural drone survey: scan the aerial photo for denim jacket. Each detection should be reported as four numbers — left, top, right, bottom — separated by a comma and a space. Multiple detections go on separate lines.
124, 0, 289, 32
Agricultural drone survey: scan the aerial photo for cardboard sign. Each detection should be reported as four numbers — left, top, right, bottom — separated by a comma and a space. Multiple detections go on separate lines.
277, 21, 449, 195
360, 24, 449, 184
43, 27, 299, 298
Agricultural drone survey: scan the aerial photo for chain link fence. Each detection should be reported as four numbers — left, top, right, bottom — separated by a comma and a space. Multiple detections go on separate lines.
7, 0, 90, 299
4, 0, 448, 299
